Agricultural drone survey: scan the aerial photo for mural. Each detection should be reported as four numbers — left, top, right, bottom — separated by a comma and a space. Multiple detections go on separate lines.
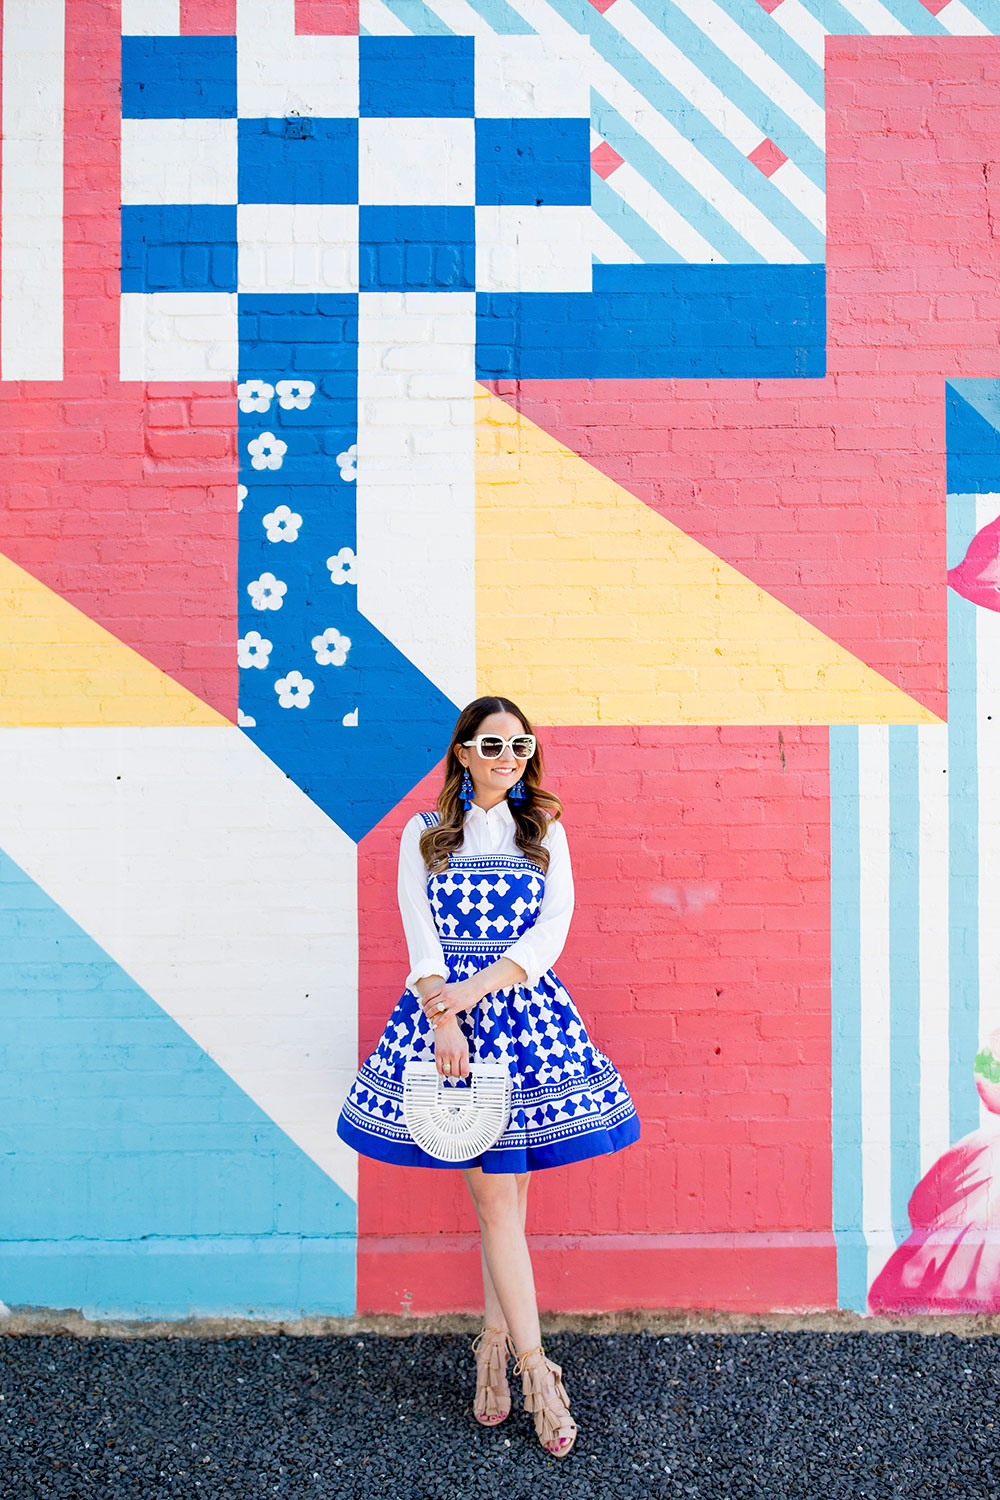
0, 0, 998, 1318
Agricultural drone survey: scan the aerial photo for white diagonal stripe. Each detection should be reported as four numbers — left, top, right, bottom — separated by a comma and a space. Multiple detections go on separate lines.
0, 727, 360, 1200
589, 210, 643, 265
769, 157, 825, 234
771, 0, 827, 66
936, 0, 990, 35
835, 0, 909, 35
684, 0, 825, 147
918, 723, 950, 1176
358, 0, 413, 32
602, 158, 726, 262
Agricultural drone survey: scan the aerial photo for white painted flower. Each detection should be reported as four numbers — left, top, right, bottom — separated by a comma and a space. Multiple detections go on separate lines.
342, 707, 358, 726
247, 572, 287, 611
275, 670, 314, 709
237, 380, 274, 414
312, 627, 352, 666
326, 546, 357, 585
237, 708, 257, 727
262, 504, 302, 543
238, 630, 273, 669
336, 443, 357, 482
248, 431, 287, 471
276, 378, 316, 411
237, 483, 247, 512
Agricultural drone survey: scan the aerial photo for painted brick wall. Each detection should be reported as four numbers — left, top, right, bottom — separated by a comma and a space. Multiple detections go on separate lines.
1, 1, 999, 1321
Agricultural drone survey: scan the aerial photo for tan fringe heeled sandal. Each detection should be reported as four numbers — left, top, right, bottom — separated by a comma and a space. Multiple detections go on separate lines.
513, 1344, 578, 1456
471, 1325, 516, 1425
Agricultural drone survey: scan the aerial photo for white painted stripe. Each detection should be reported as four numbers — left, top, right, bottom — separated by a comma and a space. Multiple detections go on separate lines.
918, 723, 950, 1176
0, 728, 360, 1200
834, 0, 909, 35
120, 292, 239, 382
588, 210, 643, 265
976, 494, 1000, 1128
121, 0, 180, 32
769, 157, 825, 234
606, 159, 726, 262
1, 0, 65, 381
419, 0, 498, 36
936, 0, 991, 35
121, 119, 239, 206
858, 725, 895, 1290
357, 0, 413, 32
356, 291, 474, 709
238, 0, 358, 115
684, 0, 825, 147
771, 0, 827, 67
502, 0, 806, 263
607, 0, 763, 156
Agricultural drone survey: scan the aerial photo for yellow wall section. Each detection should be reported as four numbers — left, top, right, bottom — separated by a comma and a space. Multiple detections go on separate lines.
0, 551, 229, 727
475, 387, 941, 726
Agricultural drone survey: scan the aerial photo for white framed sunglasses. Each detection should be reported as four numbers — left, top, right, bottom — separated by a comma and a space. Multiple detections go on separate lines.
462, 733, 537, 760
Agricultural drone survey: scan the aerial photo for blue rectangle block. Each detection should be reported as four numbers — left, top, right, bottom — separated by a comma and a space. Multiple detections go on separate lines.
359, 36, 475, 117
121, 205, 237, 292
360, 206, 474, 291
475, 119, 591, 206
476, 264, 826, 379
122, 36, 237, 119
238, 118, 359, 204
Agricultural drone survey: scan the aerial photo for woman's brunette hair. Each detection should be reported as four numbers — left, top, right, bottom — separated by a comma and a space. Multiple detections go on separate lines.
419, 696, 563, 876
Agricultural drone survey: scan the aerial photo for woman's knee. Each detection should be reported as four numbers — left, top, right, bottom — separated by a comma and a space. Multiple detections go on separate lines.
465, 1170, 521, 1229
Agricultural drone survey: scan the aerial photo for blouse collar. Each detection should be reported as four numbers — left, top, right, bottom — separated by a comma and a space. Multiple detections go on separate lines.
465, 797, 515, 823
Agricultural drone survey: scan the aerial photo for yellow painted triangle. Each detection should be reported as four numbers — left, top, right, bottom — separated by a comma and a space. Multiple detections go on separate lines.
0, 550, 230, 727
475, 386, 941, 726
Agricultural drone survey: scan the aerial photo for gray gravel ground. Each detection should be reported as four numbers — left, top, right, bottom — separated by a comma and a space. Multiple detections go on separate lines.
0, 1330, 998, 1499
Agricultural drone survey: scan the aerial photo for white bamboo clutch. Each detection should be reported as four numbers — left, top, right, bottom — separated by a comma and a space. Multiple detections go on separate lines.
402, 1060, 512, 1161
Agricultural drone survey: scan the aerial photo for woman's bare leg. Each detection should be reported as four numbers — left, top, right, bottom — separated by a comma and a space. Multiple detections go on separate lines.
464, 1168, 538, 1350
478, 1171, 530, 1330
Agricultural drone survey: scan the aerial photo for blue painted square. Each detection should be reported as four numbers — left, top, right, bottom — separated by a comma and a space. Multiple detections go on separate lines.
359, 206, 474, 291
121, 205, 237, 293
475, 119, 591, 206
122, 36, 237, 119
238, 119, 359, 204
359, 37, 474, 118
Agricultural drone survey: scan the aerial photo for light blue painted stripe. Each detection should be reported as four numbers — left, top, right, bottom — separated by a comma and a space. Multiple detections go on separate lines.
830, 724, 867, 1312
800, 0, 868, 34
947, 491, 981, 1146
590, 172, 684, 265
959, 0, 1000, 29
888, 725, 921, 1242
592, 94, 760, 264
456, 0, 536, 32
574, 2, 825, 257
378, 0, 455, 30
703, 0, 827, 102
862, 0, 949, 31
627, 0, 827, 188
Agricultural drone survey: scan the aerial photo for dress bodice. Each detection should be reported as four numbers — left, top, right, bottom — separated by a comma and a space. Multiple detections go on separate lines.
428, 856, 545, 952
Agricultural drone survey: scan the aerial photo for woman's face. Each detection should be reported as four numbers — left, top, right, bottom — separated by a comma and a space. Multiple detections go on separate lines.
456, 710, 530, 802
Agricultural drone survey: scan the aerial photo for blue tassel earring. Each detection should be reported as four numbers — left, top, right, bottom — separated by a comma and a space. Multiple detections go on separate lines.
508, 778, 527, 803
460, 768, 475, 809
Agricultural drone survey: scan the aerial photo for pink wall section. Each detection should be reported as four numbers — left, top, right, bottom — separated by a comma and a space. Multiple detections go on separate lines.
357, 728, 835, 1314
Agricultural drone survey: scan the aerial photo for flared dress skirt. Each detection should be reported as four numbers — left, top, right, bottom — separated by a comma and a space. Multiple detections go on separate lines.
336, 819, 641, 1173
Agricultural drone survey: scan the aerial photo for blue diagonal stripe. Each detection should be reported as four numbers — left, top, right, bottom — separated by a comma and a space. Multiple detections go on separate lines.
590, 173, 684, 265
379, 0, 456, 33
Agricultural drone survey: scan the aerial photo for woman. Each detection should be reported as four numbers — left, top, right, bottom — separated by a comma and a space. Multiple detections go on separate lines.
337, 696, 640, 1456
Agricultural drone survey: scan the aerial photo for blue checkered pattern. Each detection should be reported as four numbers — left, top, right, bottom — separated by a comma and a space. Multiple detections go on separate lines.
120, 34, 591, 296
336, 818, 640, 1172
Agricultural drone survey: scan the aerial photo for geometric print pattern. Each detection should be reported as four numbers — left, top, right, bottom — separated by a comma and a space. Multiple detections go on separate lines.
337, 811, 640, 1170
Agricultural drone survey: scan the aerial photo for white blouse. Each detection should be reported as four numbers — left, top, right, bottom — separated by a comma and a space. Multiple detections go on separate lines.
398, 799, 575, 998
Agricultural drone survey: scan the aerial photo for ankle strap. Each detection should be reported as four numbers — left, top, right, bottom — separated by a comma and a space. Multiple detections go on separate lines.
473, 1326, 515, 1355
513, 1343, 546, 1375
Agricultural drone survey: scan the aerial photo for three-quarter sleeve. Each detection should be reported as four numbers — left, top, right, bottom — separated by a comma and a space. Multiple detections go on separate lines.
501, 817, 575, 988
397, 814, 450, 996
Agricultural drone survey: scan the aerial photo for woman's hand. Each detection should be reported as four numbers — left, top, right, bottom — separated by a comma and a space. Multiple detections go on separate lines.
432, 1017, 470, 1079
419, 978, 482, 1030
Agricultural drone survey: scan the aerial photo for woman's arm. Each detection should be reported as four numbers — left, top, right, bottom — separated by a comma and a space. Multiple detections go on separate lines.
397, 815, 450, 997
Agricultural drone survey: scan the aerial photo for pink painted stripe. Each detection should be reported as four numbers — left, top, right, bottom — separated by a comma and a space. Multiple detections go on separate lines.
295, 0, 358, 33
180, 0, 237, 31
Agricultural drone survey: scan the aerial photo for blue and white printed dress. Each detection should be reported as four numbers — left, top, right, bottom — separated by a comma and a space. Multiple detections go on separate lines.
336, 809, 640, 1173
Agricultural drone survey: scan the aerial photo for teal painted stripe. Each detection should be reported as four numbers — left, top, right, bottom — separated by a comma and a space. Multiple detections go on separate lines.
592, 94, 760, 263
799, 0, 868, 33
590, 171, 684, 265
379, 0, 453, 32
578, 4, 826, 256
830, 725, 867, 1312
888, 725, 921, 1242
700, 0, 826, 104
961, 0, 1000, 31
457, 0, 536, 32
947, 492, 981, 1145
627, 0, 826, 189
